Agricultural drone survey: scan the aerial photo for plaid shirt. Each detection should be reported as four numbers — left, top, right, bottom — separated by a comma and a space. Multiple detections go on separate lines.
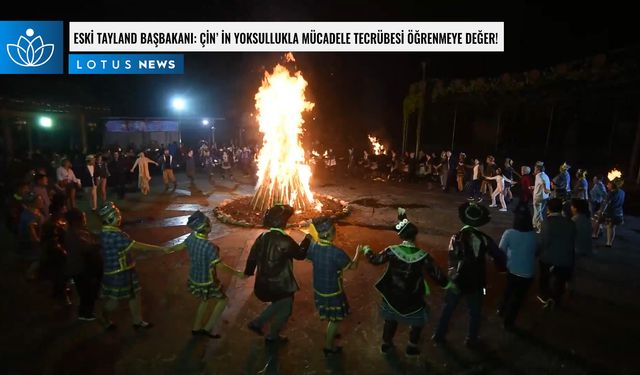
100, 226, 134, 275
307, 242, 351, 296
185, 232, 220, 285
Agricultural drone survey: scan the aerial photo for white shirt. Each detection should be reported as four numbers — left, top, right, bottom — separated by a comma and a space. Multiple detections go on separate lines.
534, 172, 550, 202
57, 166, 81, 186
486, 174, 513, 192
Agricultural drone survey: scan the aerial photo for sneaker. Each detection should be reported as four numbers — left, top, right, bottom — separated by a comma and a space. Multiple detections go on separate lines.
499, 208, 508, 212
476, 197, 483, 203
133, 321, 153, 330
489, 204, 497, 208
78, 314, 96, 321
536, 295, 549, 305
405, 345, 420, 357
380, 342, 395, 354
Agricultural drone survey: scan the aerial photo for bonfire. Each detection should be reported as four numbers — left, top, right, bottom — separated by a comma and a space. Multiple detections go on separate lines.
250, 54, 320, 212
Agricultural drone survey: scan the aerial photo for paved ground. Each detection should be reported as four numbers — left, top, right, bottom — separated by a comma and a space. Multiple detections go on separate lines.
1, 170, 639, 375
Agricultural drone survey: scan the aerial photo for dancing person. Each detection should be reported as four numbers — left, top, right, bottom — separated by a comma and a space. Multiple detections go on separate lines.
590, 175, 607, 239
537, 199, 576, 309
159, 148, 177, 191
56, 158, 81, 209
362, 208, 452, 356
519, 166, 533, 205
167, 211, 245, 338
306, 217, 356, 356
487, 167, 516, 212
503, 158, 519, 202
432, 202, 506, 348
79, 155, 98, 212
185, 149, 196, 185
221, 149, 232, 180
480, 156, 496, 198
467, 158, 482, 201
598, 176, 625, 248
497, 203, 536, 330
456, 153, 466, 192
244, 204, 312, 344
95, 154, 110, 205
532, 162, 551, 233
552, 162, 571, 201
98, 201, 168, 330
130, 152, 158, 196
573, 169, 588, 201
65, 208, 103, 321
437, 151, 449, 191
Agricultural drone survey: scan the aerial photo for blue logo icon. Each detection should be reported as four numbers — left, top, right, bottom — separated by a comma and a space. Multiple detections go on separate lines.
0, 21, 63, 74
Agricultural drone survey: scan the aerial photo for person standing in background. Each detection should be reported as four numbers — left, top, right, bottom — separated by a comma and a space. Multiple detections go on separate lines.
590, 175, 607, 239
109, 151, 128, 200
79, 155, 98, 212
532, 162, 551, 233
519, 166, 533, 206
95, 155, 110, 206
57, 158, 81, 209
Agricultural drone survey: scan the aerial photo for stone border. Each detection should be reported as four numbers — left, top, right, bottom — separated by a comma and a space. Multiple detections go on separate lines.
213, 194, 350, 228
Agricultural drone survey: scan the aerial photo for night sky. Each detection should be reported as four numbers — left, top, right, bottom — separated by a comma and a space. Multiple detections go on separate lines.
1, 1, 637, 147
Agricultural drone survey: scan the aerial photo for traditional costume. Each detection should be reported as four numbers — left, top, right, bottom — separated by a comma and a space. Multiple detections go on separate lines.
169, 211, 243, 338
99, 203, 140, 300
362, 208, 451, 356
98, 201, 164, 330
306, 217, 353, 355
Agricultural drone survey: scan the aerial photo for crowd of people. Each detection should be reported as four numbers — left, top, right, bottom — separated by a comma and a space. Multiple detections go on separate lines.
1, 139, 629, 361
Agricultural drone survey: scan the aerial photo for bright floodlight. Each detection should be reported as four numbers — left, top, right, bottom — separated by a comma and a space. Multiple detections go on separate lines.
39, 116, 52, 128
171, 97, 186, 111
202, 119, 210, 126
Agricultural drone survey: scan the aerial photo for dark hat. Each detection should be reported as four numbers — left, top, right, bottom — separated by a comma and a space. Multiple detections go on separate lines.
458, 202, 491, 227
187, 210, 210, 231
311, 216, 334, 234
263, 204, 294, 228
395, 208, 418, 240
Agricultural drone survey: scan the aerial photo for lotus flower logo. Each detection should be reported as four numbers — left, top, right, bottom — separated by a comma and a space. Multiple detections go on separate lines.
6, 28, 55, 67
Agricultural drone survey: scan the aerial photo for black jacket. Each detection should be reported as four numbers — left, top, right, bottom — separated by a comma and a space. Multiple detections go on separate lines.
448, 227, 506, 294
244, 229, 311, 302
367, 243, 448, 315
65, 226, 103, 277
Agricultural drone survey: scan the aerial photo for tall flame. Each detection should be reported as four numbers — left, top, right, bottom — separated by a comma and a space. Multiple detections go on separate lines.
251, 58, 317, 212
368, 135, 386, 155
607, 168, 622, 181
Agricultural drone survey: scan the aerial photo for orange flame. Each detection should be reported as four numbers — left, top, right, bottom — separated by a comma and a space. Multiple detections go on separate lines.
368, 135, 386, 155
253, 56, 321, 211
607, 168, 622, 181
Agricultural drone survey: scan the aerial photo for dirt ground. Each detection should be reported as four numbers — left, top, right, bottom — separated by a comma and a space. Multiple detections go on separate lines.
1, 171, 639, 375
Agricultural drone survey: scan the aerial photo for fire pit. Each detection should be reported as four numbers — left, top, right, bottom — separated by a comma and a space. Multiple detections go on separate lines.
214, 194, 349, 228
214, 53, 350, 227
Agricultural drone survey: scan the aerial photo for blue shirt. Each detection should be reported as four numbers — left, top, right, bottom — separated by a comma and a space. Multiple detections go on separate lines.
184, 232, 220, 285
575, 178, 588, 200
498, 229, 537, 278
606, 189, 625, 217
307, 242, 351, 296
590, 181, 607, 204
